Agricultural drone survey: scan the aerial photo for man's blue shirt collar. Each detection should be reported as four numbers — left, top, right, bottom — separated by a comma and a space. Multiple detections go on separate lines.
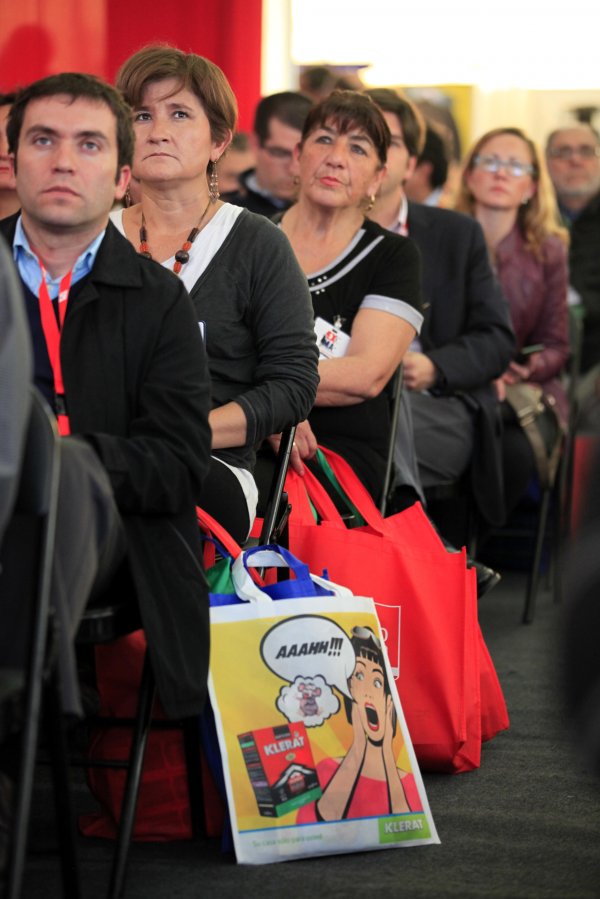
12, 215, 106, 299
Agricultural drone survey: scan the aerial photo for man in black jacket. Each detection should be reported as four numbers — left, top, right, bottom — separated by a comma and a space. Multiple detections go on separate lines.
1, 72, 212, 718
546, 124, 600, 428
365, 89, 515, 544
224, 91, 312, 217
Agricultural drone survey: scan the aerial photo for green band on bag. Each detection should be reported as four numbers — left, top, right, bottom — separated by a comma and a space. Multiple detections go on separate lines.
378, 814, 431, 843
207, 556, 236, 594
315, 448, 366, 527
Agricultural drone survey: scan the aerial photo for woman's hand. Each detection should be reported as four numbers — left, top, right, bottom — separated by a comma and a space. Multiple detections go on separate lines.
504, 360, 532, 384
268, 420, 318, 476
403, 351, 437, 392
503, 352, 542, 386
382, 694, 395, 757
350, 699, 367, 756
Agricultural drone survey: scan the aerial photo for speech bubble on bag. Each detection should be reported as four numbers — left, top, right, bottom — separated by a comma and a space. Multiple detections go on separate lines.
260, 614, 355, 699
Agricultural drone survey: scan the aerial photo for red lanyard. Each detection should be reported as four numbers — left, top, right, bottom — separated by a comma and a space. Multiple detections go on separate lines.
37, 264, 73, 436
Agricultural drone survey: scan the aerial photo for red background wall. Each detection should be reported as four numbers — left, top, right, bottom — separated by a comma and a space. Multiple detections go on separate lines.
0, 0, 262, 131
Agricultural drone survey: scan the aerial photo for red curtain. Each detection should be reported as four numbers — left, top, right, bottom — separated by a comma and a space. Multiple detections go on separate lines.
0, 0, 262, 131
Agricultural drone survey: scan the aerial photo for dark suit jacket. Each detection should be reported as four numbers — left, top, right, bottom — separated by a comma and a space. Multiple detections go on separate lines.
407, 202, 516, 525
0, 235, 32, 545
1, 216, 213, 718
564, 190, 600, 372
223, 168, 293, 219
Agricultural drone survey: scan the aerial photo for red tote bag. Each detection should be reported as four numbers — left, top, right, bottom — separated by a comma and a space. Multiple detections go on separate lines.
80, 507, 244, 842
285, 448, 508, 773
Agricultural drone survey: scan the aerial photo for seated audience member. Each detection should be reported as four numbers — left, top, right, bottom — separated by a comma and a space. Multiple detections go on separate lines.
365, 89, 515, 560
0, 94, 19, 219
0, 236, 31, 547
563, 441, 600, 778
404, 124, 449, 207
1, 72, 214, 721
218, 131, 256, 195
546, 124, 600, 429
0, 238, 34, 868
456, 127, 570, 518
272, 90, 423, 504
114, 45, 319, 543
299, 66, 363, 104
224, 90, 313, 218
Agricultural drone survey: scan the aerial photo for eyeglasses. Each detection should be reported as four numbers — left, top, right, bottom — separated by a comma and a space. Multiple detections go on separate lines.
473, 154, 535, 178
261, 144, 294, 161
547, 145, 600, 161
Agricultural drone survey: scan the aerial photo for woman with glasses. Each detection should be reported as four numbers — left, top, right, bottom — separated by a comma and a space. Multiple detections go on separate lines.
455, 127, 570, 518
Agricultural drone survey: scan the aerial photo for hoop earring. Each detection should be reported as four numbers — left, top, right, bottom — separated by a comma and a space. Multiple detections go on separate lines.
209, 160, 220, 202
364, 194, 376, 213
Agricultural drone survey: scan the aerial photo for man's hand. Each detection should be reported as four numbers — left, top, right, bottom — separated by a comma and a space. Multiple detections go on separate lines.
403, 351, 437, 392
268, 419, 318, 476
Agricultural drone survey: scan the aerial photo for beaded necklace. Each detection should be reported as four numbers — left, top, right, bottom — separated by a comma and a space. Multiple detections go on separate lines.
138, 198, 212, 275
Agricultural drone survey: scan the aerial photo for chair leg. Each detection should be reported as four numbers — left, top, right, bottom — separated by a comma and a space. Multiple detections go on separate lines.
523, 487, 552, 624
106, 652, 156, 899
182, 717, 204, 837
551, 487, 564, 606
5, 643, 48, 898
5, 722, 36, 899
45, 677, 82, 899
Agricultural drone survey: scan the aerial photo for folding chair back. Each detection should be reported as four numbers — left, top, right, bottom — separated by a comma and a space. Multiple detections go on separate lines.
0, 389, 77, 899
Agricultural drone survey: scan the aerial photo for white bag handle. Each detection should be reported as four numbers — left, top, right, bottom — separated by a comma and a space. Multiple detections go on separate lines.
230, 546, 354, 604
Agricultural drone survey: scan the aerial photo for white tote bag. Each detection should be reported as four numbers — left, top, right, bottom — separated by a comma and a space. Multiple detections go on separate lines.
208, 545, 439, 864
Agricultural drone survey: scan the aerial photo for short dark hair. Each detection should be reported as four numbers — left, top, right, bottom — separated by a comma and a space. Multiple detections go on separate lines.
301, 90, 390, 167
419, 125, 449, 189
116, 44, 237, 145
300, 67, 336, 95
343, 627, 397, 735
254, 91, 313, 145
363, 88, 425, 159
0, 92, 17, 109
230, 130, 251, 152
7, 73, 134, 171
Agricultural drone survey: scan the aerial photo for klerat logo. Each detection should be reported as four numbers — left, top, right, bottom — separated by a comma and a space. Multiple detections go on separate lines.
263, 735, 305, 757
378, 815, 430, 843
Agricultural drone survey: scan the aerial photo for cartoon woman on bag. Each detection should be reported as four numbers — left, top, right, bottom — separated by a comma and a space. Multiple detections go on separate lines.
297, 627, 421, 822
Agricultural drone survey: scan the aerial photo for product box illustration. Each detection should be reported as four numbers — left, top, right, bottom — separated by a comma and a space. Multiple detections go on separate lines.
238, 722, 321, 817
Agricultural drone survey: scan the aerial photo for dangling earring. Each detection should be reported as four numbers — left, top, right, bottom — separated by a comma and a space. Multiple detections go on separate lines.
521, 195, 530, 206
124, 185, 132, 208
209, 160, 220, 203
364, 194, 376, 213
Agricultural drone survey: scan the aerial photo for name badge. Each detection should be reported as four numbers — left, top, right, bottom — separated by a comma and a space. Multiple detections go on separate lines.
314, 316, 351, 360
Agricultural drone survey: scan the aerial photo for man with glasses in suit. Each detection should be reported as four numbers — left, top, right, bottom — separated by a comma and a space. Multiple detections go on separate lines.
224, 91, 312, 218
546, 124, 600, 425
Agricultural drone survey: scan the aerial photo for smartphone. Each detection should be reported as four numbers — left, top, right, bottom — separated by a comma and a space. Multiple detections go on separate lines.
515, 343, 544, 365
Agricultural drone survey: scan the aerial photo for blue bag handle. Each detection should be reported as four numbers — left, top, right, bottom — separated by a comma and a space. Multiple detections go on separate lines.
230, 544, 353, 604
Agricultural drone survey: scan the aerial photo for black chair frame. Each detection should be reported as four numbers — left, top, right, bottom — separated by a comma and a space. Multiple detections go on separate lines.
74, 425, 298, 898
1, 389, 82, 899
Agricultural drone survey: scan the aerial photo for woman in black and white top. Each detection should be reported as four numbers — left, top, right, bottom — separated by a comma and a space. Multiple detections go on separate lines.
277, 90, 423, 501
112, 45, 319, 542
